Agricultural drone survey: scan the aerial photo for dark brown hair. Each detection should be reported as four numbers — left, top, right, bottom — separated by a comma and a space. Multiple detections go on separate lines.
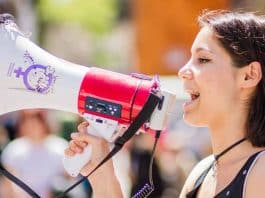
198, 10, 265, 147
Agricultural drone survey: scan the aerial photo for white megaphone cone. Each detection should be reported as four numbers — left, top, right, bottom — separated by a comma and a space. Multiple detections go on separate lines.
0, 17, 88, 115
0, 14, 176, 177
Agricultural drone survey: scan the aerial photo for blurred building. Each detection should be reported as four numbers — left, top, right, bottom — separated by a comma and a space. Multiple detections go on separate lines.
132, 0, 230, 75
231, 0, 265, 12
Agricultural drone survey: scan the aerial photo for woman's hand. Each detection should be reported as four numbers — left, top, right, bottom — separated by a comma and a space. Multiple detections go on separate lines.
64, 121, 111, 176
64, 121, 123, 197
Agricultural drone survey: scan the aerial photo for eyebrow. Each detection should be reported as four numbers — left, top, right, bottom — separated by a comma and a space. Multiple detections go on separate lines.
192, 47, 214, 54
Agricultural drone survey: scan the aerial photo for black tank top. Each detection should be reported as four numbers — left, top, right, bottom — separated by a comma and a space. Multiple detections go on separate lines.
186, 150, 264, 198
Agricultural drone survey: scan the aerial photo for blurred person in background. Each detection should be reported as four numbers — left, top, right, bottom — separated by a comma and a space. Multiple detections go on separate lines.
65, 9, 265, 198
0, 110, 77, 198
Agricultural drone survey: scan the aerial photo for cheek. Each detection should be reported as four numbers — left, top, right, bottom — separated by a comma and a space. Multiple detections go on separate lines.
197, 70, 219, 96
200, 73, 237, 113
205, 77, 225, 96
201, 64, 235, 92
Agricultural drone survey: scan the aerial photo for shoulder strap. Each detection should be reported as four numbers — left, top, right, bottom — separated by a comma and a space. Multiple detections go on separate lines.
187, 149, 265, 198
186, 162, 214, 198
0, 164, 41, 198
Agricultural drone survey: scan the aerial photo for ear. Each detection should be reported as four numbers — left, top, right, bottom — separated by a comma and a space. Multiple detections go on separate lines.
240, 61, 262, 88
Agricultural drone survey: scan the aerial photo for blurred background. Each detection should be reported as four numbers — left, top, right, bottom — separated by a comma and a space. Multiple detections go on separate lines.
0, 0, 264, 197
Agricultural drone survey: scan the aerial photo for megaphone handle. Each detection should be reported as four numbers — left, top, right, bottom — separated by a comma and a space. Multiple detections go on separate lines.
62, 118, 118, 177
62, 124, 97, 177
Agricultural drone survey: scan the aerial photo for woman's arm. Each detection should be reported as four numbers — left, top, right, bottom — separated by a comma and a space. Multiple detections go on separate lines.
64, 122, 123, 198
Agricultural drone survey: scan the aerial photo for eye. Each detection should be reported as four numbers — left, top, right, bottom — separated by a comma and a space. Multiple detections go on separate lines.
198, 58, 211, 64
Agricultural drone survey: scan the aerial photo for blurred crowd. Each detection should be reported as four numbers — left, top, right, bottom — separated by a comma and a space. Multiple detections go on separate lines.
0, 108, 211, 198
1, 0, 264, 198
0, 110, 90, 198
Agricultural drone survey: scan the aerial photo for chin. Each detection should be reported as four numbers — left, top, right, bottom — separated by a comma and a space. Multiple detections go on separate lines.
183, 113, 207, 127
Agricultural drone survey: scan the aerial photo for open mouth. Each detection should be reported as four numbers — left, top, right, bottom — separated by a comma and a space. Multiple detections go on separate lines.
190, 92, 200, 101
183, 89, 200, 110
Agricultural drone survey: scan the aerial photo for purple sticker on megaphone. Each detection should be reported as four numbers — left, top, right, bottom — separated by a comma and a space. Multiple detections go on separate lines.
14, 64, 55, 93
8, 51, 56, 94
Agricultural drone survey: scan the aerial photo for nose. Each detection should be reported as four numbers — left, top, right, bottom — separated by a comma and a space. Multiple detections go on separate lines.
178, 64, 193, 80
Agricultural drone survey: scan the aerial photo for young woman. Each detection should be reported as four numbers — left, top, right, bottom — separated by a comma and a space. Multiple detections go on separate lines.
65, 10, 265, 198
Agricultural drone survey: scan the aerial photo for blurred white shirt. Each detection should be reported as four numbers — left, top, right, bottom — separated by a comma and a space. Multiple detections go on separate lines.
1, 135, 68, 198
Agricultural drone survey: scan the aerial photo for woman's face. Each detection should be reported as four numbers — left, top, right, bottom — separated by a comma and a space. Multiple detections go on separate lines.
179, 27, 242, 127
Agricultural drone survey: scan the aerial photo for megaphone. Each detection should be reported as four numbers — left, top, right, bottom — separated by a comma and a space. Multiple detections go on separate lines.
0, 14, 176, 177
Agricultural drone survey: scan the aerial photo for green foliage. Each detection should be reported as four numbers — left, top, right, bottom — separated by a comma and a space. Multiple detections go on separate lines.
37, 0, 118, 35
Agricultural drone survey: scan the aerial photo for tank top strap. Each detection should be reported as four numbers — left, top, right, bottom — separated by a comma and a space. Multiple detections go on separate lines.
242, 150, 265, 198
186, 160, 214, 198
215, 150, 264, 197
187, 149, 265, 198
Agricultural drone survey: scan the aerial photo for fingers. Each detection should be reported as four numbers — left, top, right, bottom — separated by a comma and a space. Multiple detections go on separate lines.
64, 148, 74, 156
70, 139, 87, 151
65, 137, 88, 155
76, 121, 103, 142
74, 140, 88, 148
64, 141, 82, 156
77, 121, 89, 134
64, 121, 106, 157
71, 130, 102, 144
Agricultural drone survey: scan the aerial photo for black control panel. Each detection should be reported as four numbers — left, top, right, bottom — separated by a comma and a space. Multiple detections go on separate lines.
85, 96, 122, 118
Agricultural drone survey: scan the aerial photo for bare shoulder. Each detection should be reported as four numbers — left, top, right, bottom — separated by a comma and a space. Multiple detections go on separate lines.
179, 155, 214, 198
245, 150, 265, 198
